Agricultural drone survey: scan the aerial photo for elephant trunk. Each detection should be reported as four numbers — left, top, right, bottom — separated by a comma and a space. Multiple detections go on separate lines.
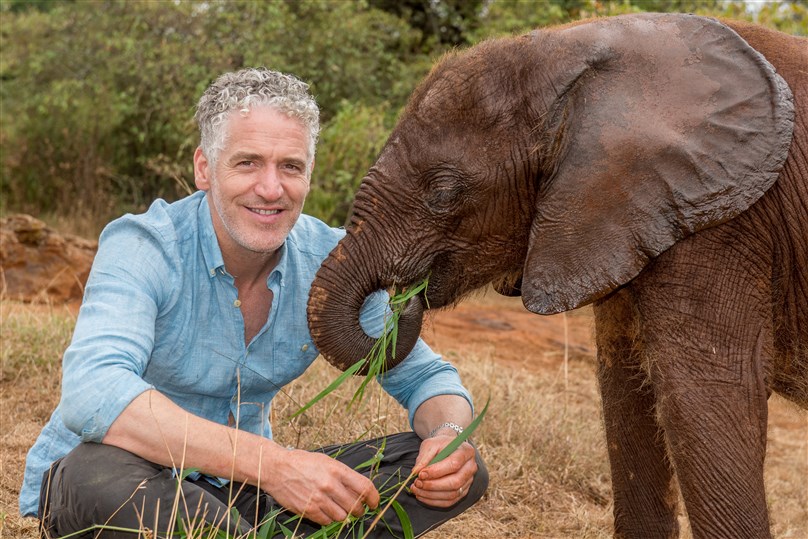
307, 240, 425, 374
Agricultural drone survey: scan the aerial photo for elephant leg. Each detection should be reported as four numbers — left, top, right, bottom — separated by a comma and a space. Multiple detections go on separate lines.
646, 332, 771, 538
635, 240, 773, 538
595, 290, 679, 539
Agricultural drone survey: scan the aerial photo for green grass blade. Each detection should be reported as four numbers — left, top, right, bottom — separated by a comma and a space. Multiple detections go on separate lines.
277, 521, 295, 537
177, 466, 201, 480
292, 357, 367, 418
390, 500, 414, 539
256, 512, 279, 539
353, 437, 386, 472
428, 397, 490, 466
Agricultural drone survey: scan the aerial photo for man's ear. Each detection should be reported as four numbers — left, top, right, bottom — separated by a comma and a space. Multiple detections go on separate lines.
194, 147, 211, 191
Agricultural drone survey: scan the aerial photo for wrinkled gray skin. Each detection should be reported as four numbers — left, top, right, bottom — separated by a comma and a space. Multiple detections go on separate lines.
307, 13, 807, 539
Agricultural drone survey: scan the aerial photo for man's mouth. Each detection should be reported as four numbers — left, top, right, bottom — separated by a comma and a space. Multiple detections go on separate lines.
250, 208, 281, 216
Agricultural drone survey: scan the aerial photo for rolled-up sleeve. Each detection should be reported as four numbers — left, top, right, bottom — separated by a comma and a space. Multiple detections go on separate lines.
358, 290, 473, 428
59, 218, 177, 442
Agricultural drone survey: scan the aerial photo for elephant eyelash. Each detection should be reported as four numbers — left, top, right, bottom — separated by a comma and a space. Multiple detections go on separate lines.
426, 184, 464, 213
423, 169, 467, 212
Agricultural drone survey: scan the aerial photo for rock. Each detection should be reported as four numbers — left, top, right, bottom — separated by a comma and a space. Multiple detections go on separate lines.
0, 214, 97, 303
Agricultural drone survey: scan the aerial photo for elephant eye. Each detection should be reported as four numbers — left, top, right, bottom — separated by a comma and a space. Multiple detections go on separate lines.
425, 171, 464, 213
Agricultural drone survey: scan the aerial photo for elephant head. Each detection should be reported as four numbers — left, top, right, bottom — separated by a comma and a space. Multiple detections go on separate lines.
307, 13, 794, 373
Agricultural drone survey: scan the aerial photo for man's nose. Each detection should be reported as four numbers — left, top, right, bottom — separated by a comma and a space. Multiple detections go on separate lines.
254, 168, 284, 200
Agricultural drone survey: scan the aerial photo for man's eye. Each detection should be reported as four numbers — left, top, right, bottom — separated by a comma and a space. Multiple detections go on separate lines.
238, 160, 254, 167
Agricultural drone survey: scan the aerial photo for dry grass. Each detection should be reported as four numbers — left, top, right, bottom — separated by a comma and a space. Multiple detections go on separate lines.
1, 298, 805, 538
1, 300, 75, 538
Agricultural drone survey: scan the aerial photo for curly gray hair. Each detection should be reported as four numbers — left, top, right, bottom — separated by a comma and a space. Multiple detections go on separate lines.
194, 67, 320, 169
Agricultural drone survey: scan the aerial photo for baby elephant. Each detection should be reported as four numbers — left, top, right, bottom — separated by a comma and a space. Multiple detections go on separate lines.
308, 13, 807, 539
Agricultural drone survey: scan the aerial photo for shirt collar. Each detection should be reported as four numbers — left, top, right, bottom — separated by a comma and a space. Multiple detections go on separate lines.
197, 192, 226, 278
269, 239, 288, 286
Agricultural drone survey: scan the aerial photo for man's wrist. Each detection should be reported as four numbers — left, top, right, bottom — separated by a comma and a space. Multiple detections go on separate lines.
428, 422, 464, 438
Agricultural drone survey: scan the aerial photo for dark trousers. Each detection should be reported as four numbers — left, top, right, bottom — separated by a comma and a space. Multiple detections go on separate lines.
39, 433, 488, 538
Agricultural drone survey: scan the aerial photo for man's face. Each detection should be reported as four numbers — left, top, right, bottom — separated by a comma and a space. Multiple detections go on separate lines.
194, 106, 312, 259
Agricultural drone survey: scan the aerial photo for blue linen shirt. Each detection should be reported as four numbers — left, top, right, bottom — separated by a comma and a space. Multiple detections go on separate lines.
19, 191, 471, 516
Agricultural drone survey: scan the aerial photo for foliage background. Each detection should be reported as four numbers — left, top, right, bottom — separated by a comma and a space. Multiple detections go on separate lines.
1, 0, 806, 236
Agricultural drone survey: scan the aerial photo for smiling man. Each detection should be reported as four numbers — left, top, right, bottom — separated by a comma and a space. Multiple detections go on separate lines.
20, 68, 487, 538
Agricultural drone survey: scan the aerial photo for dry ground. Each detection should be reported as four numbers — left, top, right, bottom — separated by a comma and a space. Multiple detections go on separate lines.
1, 288, 806, 538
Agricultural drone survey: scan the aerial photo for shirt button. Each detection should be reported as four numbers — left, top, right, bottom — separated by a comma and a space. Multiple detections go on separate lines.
234, 299, 242, 307
209, 269, 216, 276
301, 344, 309, 352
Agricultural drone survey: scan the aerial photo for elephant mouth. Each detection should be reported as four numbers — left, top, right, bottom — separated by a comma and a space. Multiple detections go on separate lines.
396, 274, 453, 312
388, 277, 433, 310
407, 251, 483, 311
390, 252, 467, 312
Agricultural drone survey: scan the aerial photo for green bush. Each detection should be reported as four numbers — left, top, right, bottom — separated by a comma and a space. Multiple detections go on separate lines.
0, 0, 425, 229
1, 0, 802, 234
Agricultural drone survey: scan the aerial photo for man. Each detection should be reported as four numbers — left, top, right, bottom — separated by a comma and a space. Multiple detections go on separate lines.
20, 68, 487, 538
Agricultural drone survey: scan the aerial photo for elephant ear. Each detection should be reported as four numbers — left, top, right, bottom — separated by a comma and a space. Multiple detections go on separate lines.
522, 13, 795, 315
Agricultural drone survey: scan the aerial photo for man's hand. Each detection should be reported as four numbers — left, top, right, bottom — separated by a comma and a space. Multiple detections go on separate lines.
265, 449, 381, 525
409, 434, 477, 507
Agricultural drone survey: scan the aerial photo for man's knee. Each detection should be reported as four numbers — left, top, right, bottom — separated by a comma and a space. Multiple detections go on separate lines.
466, 446, 489, 504
43, 443, 176, 535
55, 442, 166, 496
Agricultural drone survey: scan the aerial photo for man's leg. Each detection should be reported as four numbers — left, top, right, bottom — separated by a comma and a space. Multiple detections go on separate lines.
39, 442, 256, 538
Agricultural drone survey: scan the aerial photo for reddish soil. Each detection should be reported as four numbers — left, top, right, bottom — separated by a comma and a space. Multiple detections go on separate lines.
421, 288, 596, 372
